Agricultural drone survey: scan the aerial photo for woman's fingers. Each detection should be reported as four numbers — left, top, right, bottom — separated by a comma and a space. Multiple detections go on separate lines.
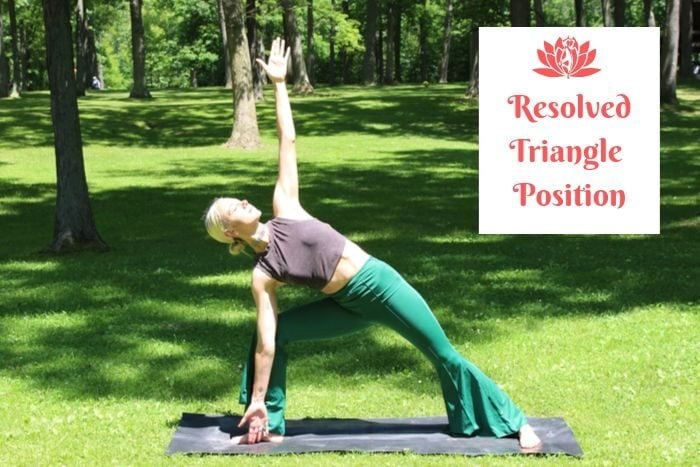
237, 413, 249, 428
277, 38, 285, 57
272, 37, 285, 59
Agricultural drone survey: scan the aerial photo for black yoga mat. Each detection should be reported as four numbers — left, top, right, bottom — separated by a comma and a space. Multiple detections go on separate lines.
166, 413, 583, 457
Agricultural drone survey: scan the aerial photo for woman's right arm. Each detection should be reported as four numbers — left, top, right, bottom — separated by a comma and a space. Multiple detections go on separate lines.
256, 38, 309, 220
237, 268, 280, 444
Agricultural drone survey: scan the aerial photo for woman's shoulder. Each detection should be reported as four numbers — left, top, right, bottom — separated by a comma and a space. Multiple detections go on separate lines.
272, 203, 313, 221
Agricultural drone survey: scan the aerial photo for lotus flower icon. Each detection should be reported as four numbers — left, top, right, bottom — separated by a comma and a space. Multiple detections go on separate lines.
533, 37, 600, 78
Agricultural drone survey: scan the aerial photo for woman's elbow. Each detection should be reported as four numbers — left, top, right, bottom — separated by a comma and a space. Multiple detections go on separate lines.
280, 134, 296, 146
256, 342, 276, 358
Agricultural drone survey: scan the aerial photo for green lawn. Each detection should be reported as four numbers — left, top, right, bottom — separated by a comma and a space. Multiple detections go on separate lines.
0, 83, 698, 465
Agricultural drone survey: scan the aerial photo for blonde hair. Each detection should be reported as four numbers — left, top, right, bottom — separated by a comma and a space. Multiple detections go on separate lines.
204, 198, 248, 256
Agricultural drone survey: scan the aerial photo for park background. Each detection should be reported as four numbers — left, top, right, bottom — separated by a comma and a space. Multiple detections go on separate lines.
1, 0, 699, 465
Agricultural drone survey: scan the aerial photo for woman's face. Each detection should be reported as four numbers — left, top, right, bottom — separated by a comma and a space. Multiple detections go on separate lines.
219, 197, 261, 236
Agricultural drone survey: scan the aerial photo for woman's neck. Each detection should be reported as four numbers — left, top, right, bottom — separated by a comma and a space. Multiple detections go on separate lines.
245, 222, 269, 253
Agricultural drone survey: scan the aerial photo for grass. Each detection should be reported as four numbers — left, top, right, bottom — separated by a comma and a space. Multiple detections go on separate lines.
0, 82, 698, 465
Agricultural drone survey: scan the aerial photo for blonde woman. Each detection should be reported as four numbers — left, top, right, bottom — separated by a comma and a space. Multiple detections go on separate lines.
204, 38, 542, 450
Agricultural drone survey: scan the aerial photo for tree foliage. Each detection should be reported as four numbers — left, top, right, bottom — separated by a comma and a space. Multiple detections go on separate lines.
0, 0, 685, 92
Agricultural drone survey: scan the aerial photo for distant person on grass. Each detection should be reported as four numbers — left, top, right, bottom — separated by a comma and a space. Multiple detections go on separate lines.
204, 37, 542, 450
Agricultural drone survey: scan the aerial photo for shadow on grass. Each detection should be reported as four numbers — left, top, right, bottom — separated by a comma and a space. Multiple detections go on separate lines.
0, 85, 475, 150
0, 85, 697, 404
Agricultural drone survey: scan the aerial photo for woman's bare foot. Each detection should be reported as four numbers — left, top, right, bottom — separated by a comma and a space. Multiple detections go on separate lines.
518, 424, 543, 451
231, 433, 284, 445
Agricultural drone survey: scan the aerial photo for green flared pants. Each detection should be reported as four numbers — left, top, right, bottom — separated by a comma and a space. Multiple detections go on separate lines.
239, 257, 527, 437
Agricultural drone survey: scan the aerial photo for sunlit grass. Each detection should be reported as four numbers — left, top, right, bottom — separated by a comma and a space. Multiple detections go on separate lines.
0, 83, 698, 465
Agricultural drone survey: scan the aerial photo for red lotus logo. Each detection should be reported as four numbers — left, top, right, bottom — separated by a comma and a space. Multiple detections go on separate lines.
534, 37, 600, 78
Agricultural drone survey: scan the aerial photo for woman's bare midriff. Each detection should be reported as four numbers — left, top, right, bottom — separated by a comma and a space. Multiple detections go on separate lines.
321, 240, 370, 294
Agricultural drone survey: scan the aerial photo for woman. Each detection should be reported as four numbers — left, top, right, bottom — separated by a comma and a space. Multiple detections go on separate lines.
204, 38, 542, 450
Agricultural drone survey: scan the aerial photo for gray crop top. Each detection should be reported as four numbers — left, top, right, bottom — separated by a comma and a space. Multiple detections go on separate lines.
253, 217, 347, 290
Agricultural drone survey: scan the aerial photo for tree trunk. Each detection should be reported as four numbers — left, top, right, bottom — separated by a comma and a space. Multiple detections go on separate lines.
362, 0, 377, 85
75, 0, 88, 97
385, 0, 396, 84
219, 0, 232, 89
129, 0, 151, 98
0, 0, 9, 98
419, 0, 428, 82
246, 0, 264, 99
602, 0, 613, 26
222, 0, 261, 148
575, 0, 586, 26
41, 0, 107, 253
643, 0, 656, 26
87, 30, 101, 85
340, 0, 351, 83
394, 2, 401, 82
255, 30, 266, 86
376, 13, 383, 81
534, 0, 545, 26
19, 20, 28, 90
661, 0, 680, 104
614, 0, 625, 26
510, 0, 530, 26
329, 0, 336, 85
306, 0, 315, 85
281, 0, 313, 93
8, 0, 20, 97
439, 0, 453, 83
467, 29, 478, 98
679, 0, 693, 78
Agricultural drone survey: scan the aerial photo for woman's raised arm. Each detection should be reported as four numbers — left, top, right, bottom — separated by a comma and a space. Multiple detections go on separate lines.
256, 38, 308, 219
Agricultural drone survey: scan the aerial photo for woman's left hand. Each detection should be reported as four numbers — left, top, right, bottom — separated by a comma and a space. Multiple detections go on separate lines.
257, 37, 290, 83
238, 400, 269, 444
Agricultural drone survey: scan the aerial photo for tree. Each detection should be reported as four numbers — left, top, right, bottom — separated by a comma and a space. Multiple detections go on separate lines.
329, 0, 336, 84
246, 0, 264, 98
17, 9, 28, 91
362, 0, 377, 84
306, 0, 315, 85
643, 0, 656, 26
129, 0, 151, 98
41, 0, 107, 252
602, 0, 614, 26
87, 26, 100, 84
614, 0, 625, 26
467, 28, 478, 98
418, 0, 428, 82
678, 0, 693, 79
221, 0, 261, 148
385, 0, 397, 84
0, 0, 9, 98
660, 0, 680, 104
510, 0, 530, 26
8, 0, 21, 97
534, 0, 545, 26
219, 0, 232, 89
438, 0, 452, 83
75, 0, 89, 97
376, 13, 383, 81
394, 0, 401, 82
281, 0, 313, 93
575, 0, 586, 26
340, 0, 350, 83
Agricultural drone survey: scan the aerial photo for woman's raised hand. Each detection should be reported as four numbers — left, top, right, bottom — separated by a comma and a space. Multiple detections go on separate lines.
257, 37, 290, 83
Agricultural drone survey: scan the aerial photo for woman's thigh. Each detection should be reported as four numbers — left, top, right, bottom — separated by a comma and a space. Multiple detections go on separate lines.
276, 297, 372, 345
